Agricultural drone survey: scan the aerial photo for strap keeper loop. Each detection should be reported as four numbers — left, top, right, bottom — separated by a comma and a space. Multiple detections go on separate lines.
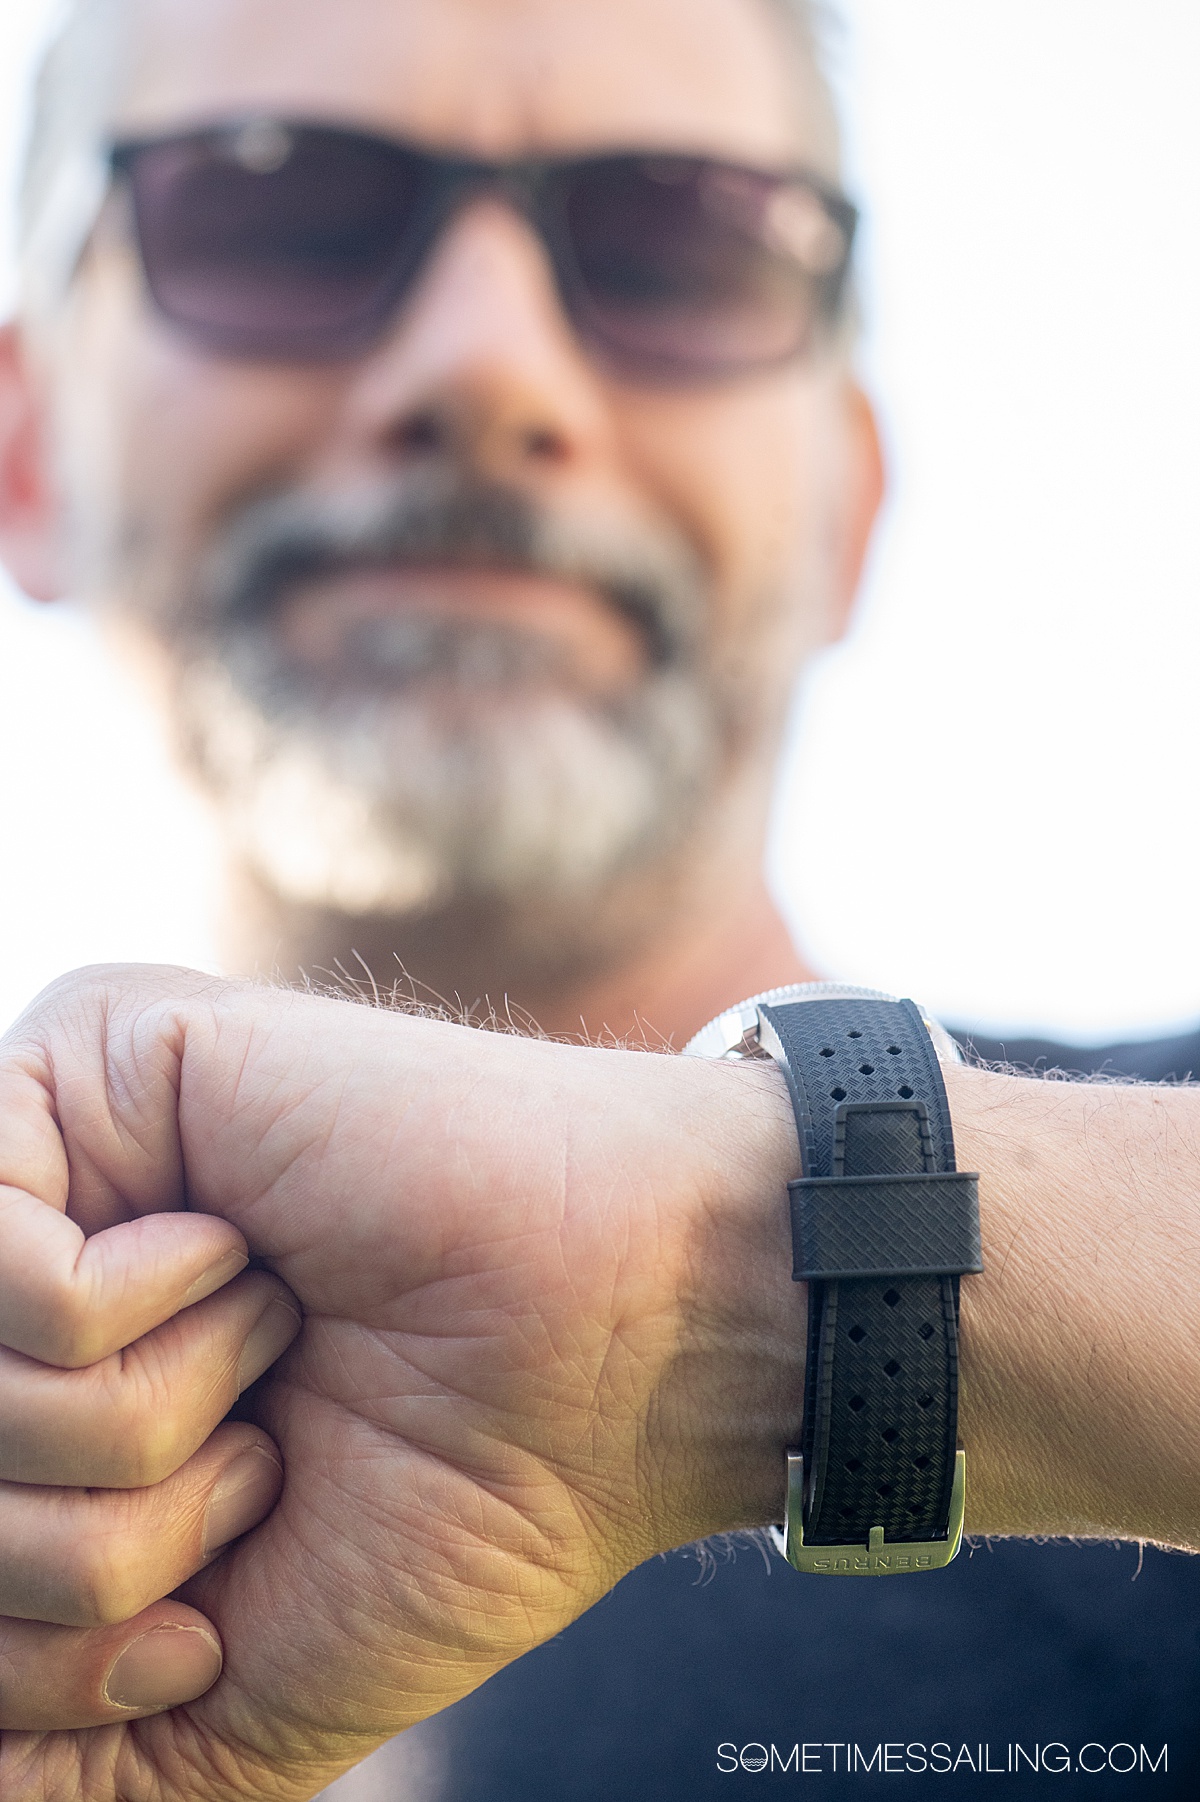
790, 1171, 982, 1281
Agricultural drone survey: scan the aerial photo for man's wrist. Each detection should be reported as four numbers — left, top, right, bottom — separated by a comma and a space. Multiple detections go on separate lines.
637, 1054, 804, 1548
653, 1043, 1200, 1558
940, 1056, 1200, 1547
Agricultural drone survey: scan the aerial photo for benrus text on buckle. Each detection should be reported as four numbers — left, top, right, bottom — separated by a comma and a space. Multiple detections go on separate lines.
768, 1451, 966, 1576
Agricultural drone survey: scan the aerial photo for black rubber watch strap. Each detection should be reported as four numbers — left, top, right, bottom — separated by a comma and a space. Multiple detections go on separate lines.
759, 997, 980, 1548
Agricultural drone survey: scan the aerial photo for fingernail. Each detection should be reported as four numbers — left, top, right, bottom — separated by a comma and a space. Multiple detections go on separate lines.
203, 1444, 284, 1556
182, 1247, 249, 1308
236, 1297, 302, 1394
104, 1623, 222, 1712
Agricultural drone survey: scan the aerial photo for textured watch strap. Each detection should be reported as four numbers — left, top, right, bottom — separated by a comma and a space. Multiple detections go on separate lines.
759, 998, 976, 1547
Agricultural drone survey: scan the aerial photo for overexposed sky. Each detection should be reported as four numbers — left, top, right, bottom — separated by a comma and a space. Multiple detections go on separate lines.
0, 1, 1197, 1040
781, 0, 1200, 1036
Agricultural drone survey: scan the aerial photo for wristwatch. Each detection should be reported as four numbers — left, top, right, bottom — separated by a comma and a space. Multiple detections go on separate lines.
685, 983, 982, 1575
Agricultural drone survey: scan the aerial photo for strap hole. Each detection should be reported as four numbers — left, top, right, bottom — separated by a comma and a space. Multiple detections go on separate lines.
830, 1087, 847, 1102
819, 1046, 835, 1058
917, 1322, 934, 1340
883, 1288, 901, 1307
883, 1358, 902, 1378
917, 1392, 934, 1409
859, 1062, 875, 1075
847, 1030, 863, 1039
881, 1425, 899, 1444
844, 1457, 862, 1473
887, 1045, 902, 1055
848, 1394, 866, 1412
897, 1085, 914, 1099
913, 1454, 931, 1471
847, 1324, 866, 1343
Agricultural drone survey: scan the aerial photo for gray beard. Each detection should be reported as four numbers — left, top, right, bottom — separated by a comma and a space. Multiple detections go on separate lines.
155, 475, 730, 923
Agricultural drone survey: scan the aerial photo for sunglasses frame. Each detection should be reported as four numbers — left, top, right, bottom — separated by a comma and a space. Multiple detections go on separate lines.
109, 119, 858, 382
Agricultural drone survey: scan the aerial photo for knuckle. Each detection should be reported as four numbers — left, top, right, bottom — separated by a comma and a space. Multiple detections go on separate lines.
58, 1535, 148, 1627
98, 1362, 186, 1488
34, 1283, 97, 1369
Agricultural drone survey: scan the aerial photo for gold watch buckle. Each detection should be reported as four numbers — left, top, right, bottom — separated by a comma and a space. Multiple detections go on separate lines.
771, 1449, 966, 1575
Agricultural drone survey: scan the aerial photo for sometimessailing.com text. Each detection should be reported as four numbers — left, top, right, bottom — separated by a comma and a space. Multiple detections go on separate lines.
716, 1742, 1168, 1777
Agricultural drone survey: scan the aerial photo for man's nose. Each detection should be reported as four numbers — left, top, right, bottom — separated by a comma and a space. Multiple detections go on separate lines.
328, 199, 616, 483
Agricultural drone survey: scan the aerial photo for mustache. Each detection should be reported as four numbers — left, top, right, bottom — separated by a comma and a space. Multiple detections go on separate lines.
201, 475, 709, 669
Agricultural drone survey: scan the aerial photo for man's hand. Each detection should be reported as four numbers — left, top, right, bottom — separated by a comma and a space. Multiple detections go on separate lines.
5, 966, 1200, 1802
0, 1019, 302, 1733
0, 966, 803, 1799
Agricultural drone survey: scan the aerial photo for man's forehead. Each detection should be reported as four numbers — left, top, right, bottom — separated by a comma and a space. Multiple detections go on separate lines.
115, 0, 829, 168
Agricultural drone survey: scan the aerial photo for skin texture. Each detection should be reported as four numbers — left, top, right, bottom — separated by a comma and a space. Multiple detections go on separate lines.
0, 967, 804, 1790
0, 0, 883, 1043
3, 970, 1200, 1797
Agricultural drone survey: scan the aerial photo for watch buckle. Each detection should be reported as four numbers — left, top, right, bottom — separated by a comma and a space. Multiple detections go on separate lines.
769, 1450, 966, 1575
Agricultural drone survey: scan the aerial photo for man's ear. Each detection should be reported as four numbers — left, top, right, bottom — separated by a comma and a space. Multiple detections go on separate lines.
825, 379, 885, 646
0, 321, 68, 601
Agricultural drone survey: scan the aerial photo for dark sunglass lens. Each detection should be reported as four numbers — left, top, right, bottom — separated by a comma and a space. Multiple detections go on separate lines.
123, 124, 426, 356
561, 157, 848, 377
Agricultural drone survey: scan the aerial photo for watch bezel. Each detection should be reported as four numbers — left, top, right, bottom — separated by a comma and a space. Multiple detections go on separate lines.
683, 981, 962, 1067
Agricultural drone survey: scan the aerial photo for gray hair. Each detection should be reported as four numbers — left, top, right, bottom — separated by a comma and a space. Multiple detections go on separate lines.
19, 0, 129, 313
17, 0, 842, 314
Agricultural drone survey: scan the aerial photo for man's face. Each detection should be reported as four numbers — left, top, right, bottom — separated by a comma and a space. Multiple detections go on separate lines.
33, 0, 874, 937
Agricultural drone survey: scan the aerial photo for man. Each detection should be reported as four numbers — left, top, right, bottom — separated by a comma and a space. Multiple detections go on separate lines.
6, 0, 870, 1046
0, 0, 1197, 1797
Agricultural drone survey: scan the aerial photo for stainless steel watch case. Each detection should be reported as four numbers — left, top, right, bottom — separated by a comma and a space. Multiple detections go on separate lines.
683, 980, 963, 1068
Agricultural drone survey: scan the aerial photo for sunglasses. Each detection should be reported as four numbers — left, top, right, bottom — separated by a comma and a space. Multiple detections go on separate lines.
108, 120, 856, 383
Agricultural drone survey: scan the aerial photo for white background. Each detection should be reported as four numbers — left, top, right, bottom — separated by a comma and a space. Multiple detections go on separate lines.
0, 0, 1196, 1041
